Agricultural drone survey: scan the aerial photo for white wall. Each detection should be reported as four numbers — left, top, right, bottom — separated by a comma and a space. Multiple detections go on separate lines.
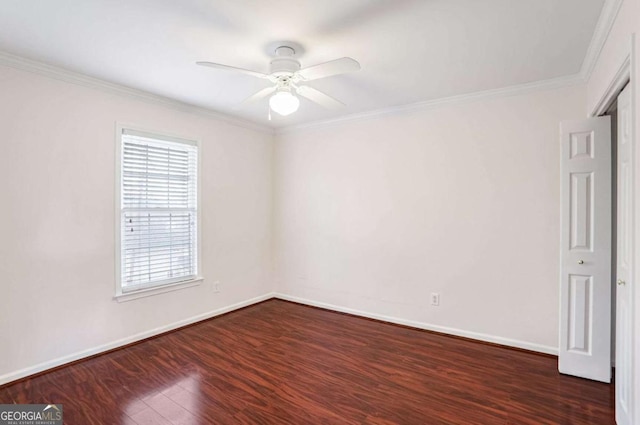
0, 65, 274, 382
0, 26, 623, 383
274, 85, 586, 352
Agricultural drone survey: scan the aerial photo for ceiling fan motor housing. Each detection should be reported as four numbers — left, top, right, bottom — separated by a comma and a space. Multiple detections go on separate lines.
270, 45, 300, 77
269, 58, 300, 76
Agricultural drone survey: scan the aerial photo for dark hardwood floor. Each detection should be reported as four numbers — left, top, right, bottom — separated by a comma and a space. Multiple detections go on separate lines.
0, 299, 614, 424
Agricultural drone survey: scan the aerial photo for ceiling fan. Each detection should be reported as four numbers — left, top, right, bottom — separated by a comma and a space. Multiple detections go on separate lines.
196, 44, 360, 117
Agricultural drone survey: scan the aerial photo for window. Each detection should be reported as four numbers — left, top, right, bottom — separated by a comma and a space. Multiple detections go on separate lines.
116, 127, 199, 295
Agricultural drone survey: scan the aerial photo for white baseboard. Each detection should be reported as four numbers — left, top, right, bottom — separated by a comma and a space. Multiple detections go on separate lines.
0, 292, 275, 386
1, 291, 557, 386
274, 293, 558, 356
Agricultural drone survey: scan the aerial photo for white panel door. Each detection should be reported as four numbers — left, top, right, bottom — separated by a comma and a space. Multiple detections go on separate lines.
616, 84, 633, 425
559, 116, 611, 382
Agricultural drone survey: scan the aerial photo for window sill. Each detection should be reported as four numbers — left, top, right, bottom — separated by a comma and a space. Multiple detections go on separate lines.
114, 277, 204, 303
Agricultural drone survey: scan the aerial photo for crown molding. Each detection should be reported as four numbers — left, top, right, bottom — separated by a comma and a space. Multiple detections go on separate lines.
579, 0, 624, 81
276, 73, 584, 135
2, 0, 619, 139
276, 0, 622, 135
0, 50, 274, 135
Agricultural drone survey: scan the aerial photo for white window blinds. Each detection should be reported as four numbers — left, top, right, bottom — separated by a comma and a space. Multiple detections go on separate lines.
120, 129, 198, 291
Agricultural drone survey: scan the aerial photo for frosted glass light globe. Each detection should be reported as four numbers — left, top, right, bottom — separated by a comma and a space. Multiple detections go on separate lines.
269, 91, 300, 116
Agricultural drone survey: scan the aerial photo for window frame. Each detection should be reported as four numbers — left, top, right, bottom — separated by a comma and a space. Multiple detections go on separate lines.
114, 123, 202, 302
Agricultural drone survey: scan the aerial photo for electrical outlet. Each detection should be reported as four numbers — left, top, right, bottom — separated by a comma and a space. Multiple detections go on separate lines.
213, 281, 221, 293
430, 292, 440, 306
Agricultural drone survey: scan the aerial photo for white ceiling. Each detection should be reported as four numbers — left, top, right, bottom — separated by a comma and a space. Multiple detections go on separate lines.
0, 0, 605, 128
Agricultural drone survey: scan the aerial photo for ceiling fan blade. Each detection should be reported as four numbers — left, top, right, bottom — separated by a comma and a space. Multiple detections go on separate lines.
296, 57, 360, 81
196, 61, 269, 79
296, 86, 345, 109
234, 86, 277, 109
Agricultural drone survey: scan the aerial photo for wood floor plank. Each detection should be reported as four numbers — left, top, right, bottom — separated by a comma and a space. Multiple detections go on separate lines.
0, 299, 614, 424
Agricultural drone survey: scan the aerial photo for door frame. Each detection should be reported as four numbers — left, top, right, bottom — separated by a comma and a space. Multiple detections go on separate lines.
589, 35, 636, 423
590, 55, 630, 117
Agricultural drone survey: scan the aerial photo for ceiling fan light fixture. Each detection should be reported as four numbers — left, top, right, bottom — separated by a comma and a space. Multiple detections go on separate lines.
269, 91, 300, 116
197, 44, 360, 117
